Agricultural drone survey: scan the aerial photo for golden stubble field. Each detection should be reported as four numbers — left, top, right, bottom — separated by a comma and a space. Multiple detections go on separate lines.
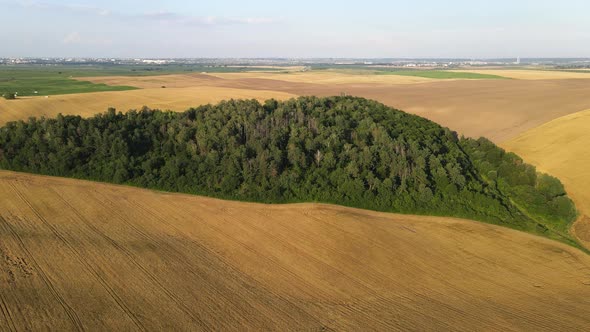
0, 86, 295, 126
1, 170, 589, 331
450, 69, 590, 80
503, 109, 590, 249
2, 70, 590, 141
73, 71, 590, 231
75, 70, 590, 141
3, 69, 590, 330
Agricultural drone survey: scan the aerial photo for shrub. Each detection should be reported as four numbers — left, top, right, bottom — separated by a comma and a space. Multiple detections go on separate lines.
2, 92, 16, 100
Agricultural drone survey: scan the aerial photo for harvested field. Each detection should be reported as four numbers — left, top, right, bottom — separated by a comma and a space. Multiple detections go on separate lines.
1, 170, 589, 331
0, 87, 295, 125
3, 71, 590, 141
78, 71, 436, 87
77, 72, 590, 141
503, 109, 590, 249
450, 69, 590, 80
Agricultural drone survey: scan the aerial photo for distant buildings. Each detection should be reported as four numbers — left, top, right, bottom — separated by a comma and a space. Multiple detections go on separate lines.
141, 59, 176, 65
0, 57, 589, 69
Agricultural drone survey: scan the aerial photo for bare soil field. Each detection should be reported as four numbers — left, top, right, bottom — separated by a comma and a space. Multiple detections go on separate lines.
1, 170, 589, 331
503, 109, 590, 249
0, 86, 295, 126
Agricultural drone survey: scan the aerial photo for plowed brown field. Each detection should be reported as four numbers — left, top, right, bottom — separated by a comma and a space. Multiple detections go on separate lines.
1, 170, 589, 331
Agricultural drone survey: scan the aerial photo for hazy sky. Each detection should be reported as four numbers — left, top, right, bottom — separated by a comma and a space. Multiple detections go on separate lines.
1, 0, 589, 58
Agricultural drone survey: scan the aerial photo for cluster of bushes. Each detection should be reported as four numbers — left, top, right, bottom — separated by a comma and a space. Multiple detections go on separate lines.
2, 92, 16, 100
0, 96, 577, 244
462, 138, 577, 234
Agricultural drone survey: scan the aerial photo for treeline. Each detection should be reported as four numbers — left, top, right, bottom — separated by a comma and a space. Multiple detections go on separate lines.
462, 138, 577, 235
0, 96, 578, 244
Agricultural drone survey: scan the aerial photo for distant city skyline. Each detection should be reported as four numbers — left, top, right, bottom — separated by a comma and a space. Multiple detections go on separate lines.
1, 0, 589, 58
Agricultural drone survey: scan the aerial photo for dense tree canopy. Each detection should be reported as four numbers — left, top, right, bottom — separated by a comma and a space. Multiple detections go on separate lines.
0, 96, 578, 245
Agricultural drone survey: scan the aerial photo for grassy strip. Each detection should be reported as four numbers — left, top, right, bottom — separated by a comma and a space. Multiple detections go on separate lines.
0, 68, 137, 96
0, 64, 284, 78
0, 65, 287, 96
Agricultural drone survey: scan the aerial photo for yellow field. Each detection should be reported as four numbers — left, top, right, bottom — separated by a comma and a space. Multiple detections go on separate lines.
450, 69, 590, 80
0, 71, 589, 142
1, 170, 589, 330
78, 70, 434, 87
2, 70, 590, 329
0, 86, 295, 125
209, 71, 437, 84
503, 109, 590, 248
74, 72, 590, 142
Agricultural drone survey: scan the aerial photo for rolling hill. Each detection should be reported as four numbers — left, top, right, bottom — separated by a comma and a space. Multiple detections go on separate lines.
2, 72, 589, 330
3, 70, 590, 142
1, 170, 589, 330
503, 109, 590, 249
0, 97, 578, 246
0, 86, 295, 126
79, 70, 590, 141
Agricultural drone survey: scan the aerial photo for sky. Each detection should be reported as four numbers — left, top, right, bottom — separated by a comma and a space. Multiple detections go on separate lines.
1, 0, 589, 58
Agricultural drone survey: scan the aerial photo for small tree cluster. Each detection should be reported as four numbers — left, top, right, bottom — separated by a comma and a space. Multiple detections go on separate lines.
2, 92, 16, 100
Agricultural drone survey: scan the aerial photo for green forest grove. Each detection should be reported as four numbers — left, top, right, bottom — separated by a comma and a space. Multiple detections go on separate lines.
0, 96, 579, 246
